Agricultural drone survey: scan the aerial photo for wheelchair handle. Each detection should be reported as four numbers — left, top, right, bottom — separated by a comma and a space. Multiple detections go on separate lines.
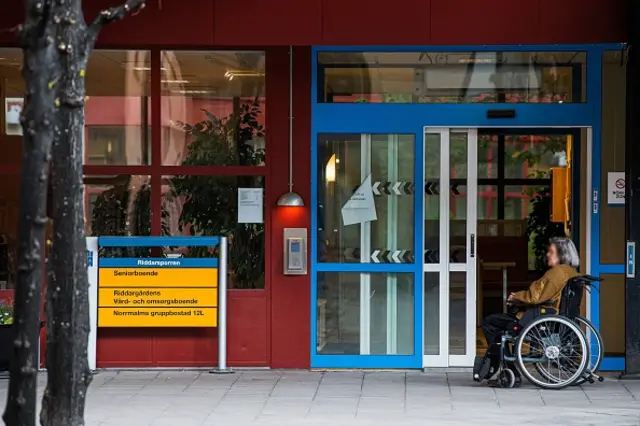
573, 274, 603, 293
578, 274, 603, 283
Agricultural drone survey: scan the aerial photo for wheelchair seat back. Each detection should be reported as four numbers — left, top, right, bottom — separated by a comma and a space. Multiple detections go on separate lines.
559, 277, 584, 319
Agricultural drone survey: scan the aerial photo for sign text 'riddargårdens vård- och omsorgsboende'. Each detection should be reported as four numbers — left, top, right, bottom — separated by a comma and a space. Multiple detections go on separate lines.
98, 258, 218, 327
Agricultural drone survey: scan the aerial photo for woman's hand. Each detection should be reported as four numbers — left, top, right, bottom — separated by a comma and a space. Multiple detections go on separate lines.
507, 292, 516, 301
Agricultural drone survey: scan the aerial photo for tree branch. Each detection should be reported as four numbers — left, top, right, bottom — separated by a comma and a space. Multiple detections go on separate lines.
87, 0, 146, 45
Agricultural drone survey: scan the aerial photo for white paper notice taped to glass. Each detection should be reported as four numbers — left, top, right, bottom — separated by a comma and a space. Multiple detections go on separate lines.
341, 174, 377, 226
238, 188, 264, 224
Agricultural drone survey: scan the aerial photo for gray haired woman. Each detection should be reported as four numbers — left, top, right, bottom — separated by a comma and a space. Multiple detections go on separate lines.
476, 237, 580, 386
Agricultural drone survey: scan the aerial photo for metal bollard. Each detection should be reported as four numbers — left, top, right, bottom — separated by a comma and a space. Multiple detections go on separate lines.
211, 236, 233, 374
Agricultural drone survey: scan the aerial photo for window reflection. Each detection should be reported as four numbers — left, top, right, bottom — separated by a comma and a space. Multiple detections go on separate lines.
162, 175, 265, 289
86, 50, 151, 165
84, 175, 152, 257
0, 49, 152, 166
161, 51, 266, 166
476, 131, 570, 271
0, 49, 26, 167
319, 51, 585, 104
0, 174, 18, 289
318, 133, 415, 264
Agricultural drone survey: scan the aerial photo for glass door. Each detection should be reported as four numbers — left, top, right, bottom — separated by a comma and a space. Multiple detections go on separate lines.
423, 128, 478, 367
314, 133, 419, 368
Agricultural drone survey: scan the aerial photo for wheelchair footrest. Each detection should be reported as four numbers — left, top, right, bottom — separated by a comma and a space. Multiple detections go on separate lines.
473, 356, 492, 382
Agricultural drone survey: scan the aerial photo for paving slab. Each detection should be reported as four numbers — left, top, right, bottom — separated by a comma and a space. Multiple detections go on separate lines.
1, 370, 639, 425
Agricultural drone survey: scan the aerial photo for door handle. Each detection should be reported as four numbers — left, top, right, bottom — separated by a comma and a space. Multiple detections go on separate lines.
470, 233, 475, 258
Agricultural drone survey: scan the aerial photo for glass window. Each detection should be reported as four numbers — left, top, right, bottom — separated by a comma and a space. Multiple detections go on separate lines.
84, 175, 152, 257
317, 272, 414, 355
476, 130, 573, 272
86, 50, 151, 165
478, 185, 498, 220
162, 175, 265, 289
478, 135, 498, 179
318, 51, 586, 104
504, 135, 569, 179
161, 51, 266, 166
85, 175, 152, 237
0, 49, 25, 167
318, 133, 414, 263
0, 49, 151, 166
0, 173, 19, 289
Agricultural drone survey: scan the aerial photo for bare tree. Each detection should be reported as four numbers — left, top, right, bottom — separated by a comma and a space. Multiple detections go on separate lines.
3, 1, 146, 426
2, 2, 59, 425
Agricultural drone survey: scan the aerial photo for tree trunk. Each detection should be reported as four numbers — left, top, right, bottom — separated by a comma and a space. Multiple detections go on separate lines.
2, 2, 59, 425
38, 2, 146, 425
2, 1, 145, 425
41, 8, 93, 422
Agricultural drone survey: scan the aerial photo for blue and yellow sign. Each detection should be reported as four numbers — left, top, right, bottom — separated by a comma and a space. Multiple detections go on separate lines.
98, 257, 219, 327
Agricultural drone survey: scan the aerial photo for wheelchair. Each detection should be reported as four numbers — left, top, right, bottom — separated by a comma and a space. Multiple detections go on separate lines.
473, 274, 604, 390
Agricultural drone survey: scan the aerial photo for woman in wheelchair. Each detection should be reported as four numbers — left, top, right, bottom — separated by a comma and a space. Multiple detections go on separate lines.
476, 237, 580, 387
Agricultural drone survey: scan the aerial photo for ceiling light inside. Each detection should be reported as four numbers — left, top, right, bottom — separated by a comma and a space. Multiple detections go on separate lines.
458, 58, 494, 64
126, 66, 167, 71
171, 89, 212, 95
224, 70, 265, 80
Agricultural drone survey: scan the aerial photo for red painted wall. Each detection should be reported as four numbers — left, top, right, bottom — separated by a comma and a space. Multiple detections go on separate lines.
93, 47, 311, 368
0, 0, 627, 370
267, 47, 312, 368
97, 292, 269, 367
0, 0, 628, 46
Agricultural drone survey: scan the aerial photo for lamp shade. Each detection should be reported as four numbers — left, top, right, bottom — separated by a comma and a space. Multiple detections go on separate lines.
325, 154, 336, 183
276, 191, 305, 207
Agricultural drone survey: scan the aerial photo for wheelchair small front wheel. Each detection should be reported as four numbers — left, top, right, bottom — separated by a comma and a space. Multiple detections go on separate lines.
515, 315, 589, 390
499, 369, 516, 388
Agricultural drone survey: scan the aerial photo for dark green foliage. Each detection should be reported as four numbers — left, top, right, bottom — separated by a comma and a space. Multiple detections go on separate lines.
526, 186, 566, 271
170, 99, 265, 289
90, 178, 167, 258
89, 99, 266, 289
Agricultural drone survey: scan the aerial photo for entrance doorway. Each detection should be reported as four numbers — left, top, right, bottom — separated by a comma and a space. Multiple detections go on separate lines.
422, 127, 587, 368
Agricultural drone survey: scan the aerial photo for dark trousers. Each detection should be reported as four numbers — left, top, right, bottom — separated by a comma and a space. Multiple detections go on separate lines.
482, 312, 517, 347
481, 313, 521, 377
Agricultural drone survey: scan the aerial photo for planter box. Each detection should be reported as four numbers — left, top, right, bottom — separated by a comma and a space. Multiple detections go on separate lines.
0, 324, 12, 372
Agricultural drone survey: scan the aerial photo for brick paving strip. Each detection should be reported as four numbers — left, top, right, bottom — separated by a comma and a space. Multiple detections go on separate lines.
1, 370, 639, 425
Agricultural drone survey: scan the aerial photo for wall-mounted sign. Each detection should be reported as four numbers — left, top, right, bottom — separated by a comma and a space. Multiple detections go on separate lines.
627, 241, 636, 279
238, 187, 263, 224
97, 257, 218, 327
607, 172, 625, 205
5, 98, 23, 136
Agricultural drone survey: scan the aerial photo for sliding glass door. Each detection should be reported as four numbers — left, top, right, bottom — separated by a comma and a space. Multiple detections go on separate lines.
423, 128, 478, 367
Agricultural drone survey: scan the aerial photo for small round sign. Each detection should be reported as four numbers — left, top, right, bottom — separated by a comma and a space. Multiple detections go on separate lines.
616, 178, 625, 189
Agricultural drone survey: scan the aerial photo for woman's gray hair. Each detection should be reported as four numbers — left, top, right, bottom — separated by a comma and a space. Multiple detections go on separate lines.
550, 237, 580, 268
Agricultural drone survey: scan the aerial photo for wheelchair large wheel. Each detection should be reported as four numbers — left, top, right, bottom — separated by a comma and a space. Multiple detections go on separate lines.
532, 316, 604, 386
515, 315, 589, 390
572, 316, 603, 386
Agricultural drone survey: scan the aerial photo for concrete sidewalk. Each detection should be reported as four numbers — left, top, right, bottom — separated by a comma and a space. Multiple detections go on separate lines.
1, 370, 639, 425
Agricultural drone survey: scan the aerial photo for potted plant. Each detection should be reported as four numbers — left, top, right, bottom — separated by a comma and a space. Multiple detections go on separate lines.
0, 301, 14, 371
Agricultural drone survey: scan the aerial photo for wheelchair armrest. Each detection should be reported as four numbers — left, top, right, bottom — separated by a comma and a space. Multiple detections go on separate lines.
506, 300, 528, 315
506, 300, 534, 310
506, 300, 556, 316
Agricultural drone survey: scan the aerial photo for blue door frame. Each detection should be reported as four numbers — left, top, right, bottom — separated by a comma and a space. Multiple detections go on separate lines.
310, 43, 626, 370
